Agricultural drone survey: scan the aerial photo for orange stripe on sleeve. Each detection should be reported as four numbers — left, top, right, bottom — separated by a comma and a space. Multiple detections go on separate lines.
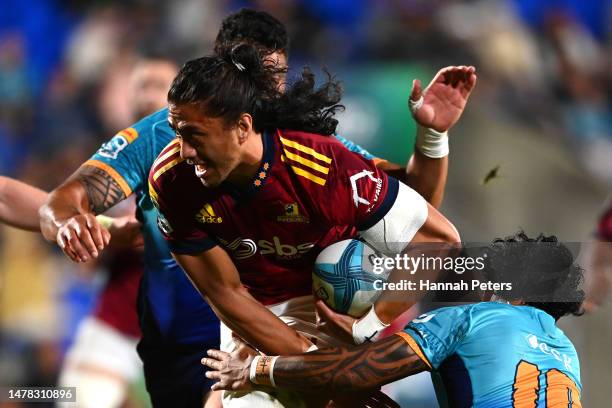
82, 160, 133, 197
395, 331, 433, 369
372, 157, 388, 166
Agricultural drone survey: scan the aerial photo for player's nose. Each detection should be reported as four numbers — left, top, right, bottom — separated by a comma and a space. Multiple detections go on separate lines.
179, 140, 197, 161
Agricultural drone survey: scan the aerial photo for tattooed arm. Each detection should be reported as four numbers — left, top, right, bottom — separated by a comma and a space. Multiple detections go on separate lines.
39, 165, 128, 262
202, 334, 429, 393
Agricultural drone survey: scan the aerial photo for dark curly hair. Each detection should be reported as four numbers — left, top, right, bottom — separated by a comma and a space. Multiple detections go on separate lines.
214, 8, 289, 56
167, 43, 343, 136
483, 232, 585, 320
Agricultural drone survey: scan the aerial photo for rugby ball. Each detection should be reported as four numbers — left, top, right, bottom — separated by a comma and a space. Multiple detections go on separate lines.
313, 239, 392, 317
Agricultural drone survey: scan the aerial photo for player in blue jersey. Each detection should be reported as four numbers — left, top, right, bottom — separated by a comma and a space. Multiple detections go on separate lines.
203, 232, 585, 408
40, 9, 475, 407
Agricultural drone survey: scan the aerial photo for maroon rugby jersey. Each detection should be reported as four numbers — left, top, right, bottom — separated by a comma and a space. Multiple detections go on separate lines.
149, 129, 399, 305
93, 249, 142, 338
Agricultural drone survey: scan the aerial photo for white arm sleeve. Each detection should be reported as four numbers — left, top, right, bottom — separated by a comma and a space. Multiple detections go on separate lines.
358, 181, 428, 255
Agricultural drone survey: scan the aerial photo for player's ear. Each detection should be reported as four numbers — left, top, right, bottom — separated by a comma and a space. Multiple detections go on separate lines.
237, 113, 253, 136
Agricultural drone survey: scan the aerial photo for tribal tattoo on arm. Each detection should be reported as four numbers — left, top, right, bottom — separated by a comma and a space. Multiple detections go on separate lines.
273, 335, 429, 392
75, 166, 126, 214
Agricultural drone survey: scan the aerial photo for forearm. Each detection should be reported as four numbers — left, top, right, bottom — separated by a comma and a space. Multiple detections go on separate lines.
39, 180, 90, 241
39, 165, 127, 241
208, 287, 311, 355
259, 335, 427, 392
0, 177, 48, 232
405, 150, 448, 209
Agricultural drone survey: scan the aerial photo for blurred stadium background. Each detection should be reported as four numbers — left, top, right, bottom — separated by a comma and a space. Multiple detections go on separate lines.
0, 0, 610, 406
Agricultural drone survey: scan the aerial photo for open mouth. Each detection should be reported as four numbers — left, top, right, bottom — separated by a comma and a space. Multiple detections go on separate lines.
195, 163, 208, 178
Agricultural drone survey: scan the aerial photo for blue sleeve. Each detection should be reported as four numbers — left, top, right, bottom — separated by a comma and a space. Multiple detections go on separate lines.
401, 305, 472, 369
86, 108, 174, 195
334, 134, 376, 161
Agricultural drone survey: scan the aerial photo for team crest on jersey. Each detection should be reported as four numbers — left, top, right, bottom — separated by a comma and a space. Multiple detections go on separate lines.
97, 128, 139, 159
196, 203, 222, 224
350, 169, 383, 213
277, 202, 309, 223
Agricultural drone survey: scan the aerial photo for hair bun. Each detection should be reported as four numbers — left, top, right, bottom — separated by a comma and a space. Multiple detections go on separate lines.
227, 42, 261, 73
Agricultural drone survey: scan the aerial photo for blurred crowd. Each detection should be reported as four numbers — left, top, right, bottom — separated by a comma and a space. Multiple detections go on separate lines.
0, 0, 611, 407
1, 0, 611, 182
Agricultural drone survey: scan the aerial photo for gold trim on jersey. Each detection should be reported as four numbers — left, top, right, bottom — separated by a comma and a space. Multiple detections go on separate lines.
156, 140, 180, 164
152, 157, 184, 181
148, 180, 159, 208
289, 165, 327, 186
82, 160, 132, 196
282, 149, 330, 175
395, 331, 433, 369
279, 136, 332, 186
279, 136, 332, 164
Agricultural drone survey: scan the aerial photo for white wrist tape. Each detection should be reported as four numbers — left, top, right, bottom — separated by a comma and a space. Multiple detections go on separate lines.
249, 355, 279, 387
352, 305, 389, 344
249, 356, 260, 384
415, 125, 449, 158
307, 344, 319, 352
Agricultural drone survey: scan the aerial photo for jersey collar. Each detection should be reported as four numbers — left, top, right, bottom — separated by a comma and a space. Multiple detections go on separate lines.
223, 130, 276, 201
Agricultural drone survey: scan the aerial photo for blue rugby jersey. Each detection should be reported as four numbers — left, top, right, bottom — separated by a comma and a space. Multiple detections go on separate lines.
398, 302, 582, 408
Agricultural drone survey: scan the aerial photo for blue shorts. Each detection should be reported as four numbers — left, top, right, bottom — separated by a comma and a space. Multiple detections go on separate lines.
137, 286, 220, 407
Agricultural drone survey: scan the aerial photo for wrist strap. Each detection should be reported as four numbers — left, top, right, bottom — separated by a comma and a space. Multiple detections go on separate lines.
352, 305, 389, 344
249, 355, 278, 387
415, 125, 449, 158
249, 356, 260, 384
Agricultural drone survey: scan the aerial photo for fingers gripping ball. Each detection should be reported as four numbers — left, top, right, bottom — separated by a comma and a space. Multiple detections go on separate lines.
313, 239, 393, 318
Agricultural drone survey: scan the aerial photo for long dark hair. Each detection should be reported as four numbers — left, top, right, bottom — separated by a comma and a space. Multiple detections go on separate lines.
483, 231, 585, 320
167, 43, 343, 135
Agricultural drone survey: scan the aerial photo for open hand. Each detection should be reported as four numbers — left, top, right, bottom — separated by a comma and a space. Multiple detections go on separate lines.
202, 337, 258, 392
410, 65, 477, 132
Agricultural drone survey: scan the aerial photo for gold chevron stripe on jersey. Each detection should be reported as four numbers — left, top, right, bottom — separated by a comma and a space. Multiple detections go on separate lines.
279, 136, 332, 164
279, 136, 332, 186
152, 158, 184, 181
148, 180, 159, 207
282, 148, 330, 175
156, 139, 180, 164
289, 164, 327, 186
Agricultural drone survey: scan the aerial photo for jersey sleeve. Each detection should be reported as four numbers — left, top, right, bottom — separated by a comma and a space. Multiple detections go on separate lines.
318, 140, 427, 255
85, 109, 173, 195
396, 305, 472, 370
148, 156, 218, 255
319, 141, 399, 230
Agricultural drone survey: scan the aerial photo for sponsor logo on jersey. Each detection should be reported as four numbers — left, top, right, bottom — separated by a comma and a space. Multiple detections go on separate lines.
277, 202, 309, 223
350, 169, 383, 212
525, 334, 573, 371
220, 236, 314, 260
97, 128, 139, 159
411, 313, 437, 324
196, 203, 222, 224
